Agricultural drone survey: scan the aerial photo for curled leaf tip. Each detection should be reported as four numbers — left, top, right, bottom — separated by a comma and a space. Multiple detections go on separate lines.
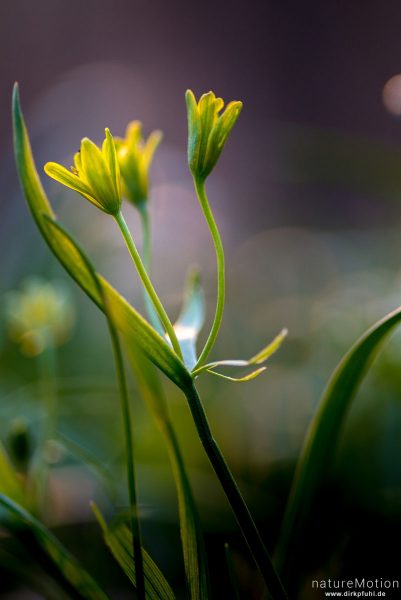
193, 328, 287, 381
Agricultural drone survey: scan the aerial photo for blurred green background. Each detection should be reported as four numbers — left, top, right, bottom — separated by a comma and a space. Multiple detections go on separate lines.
1, 1, 401, 598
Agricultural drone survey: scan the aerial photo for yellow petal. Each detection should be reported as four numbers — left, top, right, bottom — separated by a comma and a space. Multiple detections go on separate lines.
185, 90, 201, 174
80, 137, 119, 213
142, 130, 162, 169
44, 162, 98, 203
103, 128, 121, 200
126, 121, 142, 151
198, 92, 218, 173
73, 152, 82, 174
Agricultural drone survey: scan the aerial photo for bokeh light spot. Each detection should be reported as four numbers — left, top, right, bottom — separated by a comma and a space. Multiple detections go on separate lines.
382, 74, 401, 115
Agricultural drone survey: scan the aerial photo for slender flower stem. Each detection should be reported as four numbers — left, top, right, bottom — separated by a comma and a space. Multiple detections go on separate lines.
107, 320, 145, 600
115, 210, 183, 360
137, 202, 164, 336
184, 382, 288, 600
33, 341, 58, 508
37, 341, 58, 446
193, 177, 225, 369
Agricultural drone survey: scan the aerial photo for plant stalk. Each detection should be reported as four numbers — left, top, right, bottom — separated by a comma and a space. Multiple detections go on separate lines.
37, 341, 58, 447
115, 210, 183, 360
193, 177, 225, 369
32, 341, 58, 509
184, 382, 288, 600
108, 322, 146, 600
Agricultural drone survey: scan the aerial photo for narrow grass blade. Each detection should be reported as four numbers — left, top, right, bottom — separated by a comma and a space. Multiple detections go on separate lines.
275, 306, 401, 581
124, 345, 210, 600
92, 503, 175, 600
192, 328, 287, 380
205, 367, 266, 382
0, 494, 109, 599
12, 83, 191, 391
174, 268, 205, 370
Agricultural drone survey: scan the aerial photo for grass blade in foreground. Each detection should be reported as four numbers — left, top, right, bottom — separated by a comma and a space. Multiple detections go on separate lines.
275, 305, 401, 583
124, 344, 210, 600
92, 503, 175, 600
0, 494, 109, 600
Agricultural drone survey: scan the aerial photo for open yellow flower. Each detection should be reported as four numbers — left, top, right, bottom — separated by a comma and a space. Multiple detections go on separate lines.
44, 128, 121, 215
185, 90, 242, 180
114, 121, 162, 207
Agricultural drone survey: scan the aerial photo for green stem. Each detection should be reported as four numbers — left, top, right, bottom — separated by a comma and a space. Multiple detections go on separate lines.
184, 382, 288, 600
33, 341, 58, 508
193, 177, 225, 369
37, 342, 58, 446
138, 202, 164, 336
107, 321, 145, 600
115, 210, 183, 360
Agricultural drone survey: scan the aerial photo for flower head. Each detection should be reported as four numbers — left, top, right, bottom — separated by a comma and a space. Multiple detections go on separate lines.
185, 90, 243, 180
114, 121, 162, 207
44, 128, 121, 215
4, 278, 75, 356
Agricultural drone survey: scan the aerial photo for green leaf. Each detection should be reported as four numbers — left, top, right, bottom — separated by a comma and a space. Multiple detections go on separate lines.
12, 84, 192, 392
174, 269, 205, 371
92, 503, 175, 600
123, 345, 210, 600
0, 494, 109, 599
193, 328, 287, 381
275, 306, 401, 580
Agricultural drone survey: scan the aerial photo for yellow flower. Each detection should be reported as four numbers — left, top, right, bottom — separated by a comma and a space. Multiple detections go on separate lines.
4, 278, 75, 356
114, 121, 162, 207
44, 129, 121, 215
185, 90, 242, 180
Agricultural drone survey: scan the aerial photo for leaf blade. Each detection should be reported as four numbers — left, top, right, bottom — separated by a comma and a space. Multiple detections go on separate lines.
275, 306, 401, 580
192, 328, 287, 380
124, 346, 210, 600
92, 503, 175, 600
0, 494, 109, 600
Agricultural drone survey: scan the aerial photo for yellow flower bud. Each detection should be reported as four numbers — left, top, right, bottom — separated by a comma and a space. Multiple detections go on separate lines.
114, 121, 162, 208
186, 90, 242, 180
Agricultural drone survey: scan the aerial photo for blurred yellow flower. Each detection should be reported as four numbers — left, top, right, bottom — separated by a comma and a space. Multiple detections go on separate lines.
4, 278, 75, 356
44, 129, 121, 215
114, 121, 162, 208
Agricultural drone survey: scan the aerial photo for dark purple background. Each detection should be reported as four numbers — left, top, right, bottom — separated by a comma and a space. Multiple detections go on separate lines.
2, 0, 401, 232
